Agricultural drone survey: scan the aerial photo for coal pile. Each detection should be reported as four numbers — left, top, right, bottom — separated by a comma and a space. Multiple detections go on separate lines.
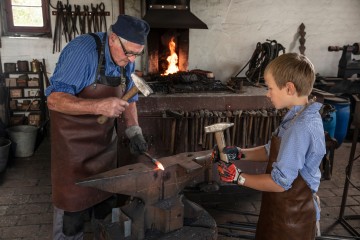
145, 71, 229, 94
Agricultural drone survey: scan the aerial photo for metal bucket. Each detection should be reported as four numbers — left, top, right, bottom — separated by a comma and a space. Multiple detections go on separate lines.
6, 125, 38, 158
0, 137, 11, 172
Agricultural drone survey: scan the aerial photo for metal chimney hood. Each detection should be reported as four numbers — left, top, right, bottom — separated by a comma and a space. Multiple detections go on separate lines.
143, 0, 208, 29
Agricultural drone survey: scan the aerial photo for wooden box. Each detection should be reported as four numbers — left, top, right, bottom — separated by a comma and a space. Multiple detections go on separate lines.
30, 100, 40, 110
28, 78, 39, 87
16, 79, 27, 87
10, 89, 23, 98
24, 88, 40, 97
10, 115, 25, 126
5, 78, 17, 87
10, 100, 17, 110
28, 114, 41, 126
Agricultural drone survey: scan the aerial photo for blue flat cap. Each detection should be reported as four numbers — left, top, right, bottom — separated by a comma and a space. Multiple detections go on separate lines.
112, 15, 150, 45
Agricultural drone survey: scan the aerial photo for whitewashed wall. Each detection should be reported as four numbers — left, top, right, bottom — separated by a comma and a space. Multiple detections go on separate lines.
1, 0, 360, 82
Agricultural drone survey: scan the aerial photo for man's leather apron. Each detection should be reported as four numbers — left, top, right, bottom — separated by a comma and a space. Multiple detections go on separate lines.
50, 84, 124, 212
255, 134, 316, 239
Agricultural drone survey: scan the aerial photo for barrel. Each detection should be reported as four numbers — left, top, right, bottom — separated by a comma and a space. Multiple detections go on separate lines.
321, 104, 336, 138
0, 138, 11, 172
6, 125, 38, 158
324, 97, 351, 146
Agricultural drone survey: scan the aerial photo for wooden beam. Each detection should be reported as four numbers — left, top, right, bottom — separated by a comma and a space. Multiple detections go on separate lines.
119, 0, 125, 14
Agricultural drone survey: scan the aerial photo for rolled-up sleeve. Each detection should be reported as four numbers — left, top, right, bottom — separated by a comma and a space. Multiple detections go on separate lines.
271, 124, 310, 190
46, 35, 97, 96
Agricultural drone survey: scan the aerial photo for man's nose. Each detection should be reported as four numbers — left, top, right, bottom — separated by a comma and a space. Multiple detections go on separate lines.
128, 55, 137, 62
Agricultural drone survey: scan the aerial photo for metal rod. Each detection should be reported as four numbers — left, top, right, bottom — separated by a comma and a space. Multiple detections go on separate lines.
143, 152, 164, 170
338, 126, 360, 237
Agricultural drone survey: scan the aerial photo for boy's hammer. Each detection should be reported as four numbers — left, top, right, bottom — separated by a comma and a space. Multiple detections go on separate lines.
204, 122, 234, 163
97, 73, 153, 124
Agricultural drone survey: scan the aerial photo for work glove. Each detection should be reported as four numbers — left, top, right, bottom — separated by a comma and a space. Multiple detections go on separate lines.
217, 161, 242, 183
125, 126, 148, 155
211, 145, 243, 162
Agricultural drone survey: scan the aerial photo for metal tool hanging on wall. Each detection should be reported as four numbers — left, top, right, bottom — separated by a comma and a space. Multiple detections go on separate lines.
233, 39, 286, 85
51, 1, 110, 53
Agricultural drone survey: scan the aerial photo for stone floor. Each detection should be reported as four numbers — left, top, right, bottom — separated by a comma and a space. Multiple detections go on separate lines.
0, 134, 359, 239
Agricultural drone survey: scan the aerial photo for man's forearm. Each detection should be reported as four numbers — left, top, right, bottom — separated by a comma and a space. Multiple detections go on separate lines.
47, 92, 129, 117
123, 102, 139, 127
242, 145, 268, 161
47, 92, 99, 115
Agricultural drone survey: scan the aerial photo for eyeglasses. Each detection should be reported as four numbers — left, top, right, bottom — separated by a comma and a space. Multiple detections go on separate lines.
118, 37, 144, 57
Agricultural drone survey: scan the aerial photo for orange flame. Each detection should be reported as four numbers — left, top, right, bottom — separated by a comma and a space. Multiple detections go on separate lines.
155, 160, 165, 171
163, 37, 179, 75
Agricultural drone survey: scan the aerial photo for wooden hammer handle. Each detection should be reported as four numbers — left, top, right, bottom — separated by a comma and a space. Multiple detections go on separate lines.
214, 131, 229, 163
97, 86, 139, 124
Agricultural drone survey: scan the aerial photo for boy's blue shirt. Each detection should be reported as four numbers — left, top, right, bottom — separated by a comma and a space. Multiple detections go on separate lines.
264, 102, 326, 220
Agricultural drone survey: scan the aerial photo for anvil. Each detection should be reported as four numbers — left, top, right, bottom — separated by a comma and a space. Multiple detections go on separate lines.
76, 150, 217, 239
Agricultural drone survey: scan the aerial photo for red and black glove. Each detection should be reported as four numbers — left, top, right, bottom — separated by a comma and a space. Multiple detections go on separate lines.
211, 145, 244, 162
217, 161, 241, 183
223, 146, 243, 161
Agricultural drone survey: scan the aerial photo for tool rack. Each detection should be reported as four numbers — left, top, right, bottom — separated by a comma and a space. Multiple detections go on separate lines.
338, 94, 360, 237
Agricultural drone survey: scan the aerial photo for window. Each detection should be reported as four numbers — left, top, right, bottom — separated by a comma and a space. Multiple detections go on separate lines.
1, 0, 51, 37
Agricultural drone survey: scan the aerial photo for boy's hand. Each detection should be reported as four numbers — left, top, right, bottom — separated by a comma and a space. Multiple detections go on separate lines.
211, 145, 243, 163
223, 146, 242, 161
211, 144, 220, 162
217, 161, 241, 183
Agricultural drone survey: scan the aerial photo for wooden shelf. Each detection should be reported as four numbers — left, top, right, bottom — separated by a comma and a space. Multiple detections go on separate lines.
5, 71, 47, 127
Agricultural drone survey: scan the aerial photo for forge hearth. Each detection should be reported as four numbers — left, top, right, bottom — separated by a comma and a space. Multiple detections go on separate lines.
144, 71, 228, 94
147, 28, 189, 75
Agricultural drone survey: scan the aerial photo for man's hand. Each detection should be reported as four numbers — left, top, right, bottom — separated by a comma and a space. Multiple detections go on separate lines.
125, 126, 148, 155
217, 161, 241, 183
211, 145, 243, 162
96, 97, 129, 118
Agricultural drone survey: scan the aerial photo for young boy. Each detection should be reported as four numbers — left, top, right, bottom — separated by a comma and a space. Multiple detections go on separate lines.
215, 53, 326, 239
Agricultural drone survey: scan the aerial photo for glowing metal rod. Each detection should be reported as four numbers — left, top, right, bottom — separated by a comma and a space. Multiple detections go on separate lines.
144, 152, 165, 171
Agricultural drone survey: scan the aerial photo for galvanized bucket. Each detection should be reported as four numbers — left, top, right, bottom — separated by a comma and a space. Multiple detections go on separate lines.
6, 125, 38, 158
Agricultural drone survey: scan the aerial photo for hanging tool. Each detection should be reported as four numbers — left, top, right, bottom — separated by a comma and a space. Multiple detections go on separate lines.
78, 5, 86, 34
97, 73, 153, 124
70, 4, 80, 39
62, 3, 71, 42
98, 2, 107, 31
143, 152, 164, 170
53, 1, 64, 53
91, 4, 99, 32
84, 5, 92, 33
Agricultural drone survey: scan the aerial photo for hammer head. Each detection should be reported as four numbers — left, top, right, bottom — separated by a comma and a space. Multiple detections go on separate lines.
204, 122, 234, 133
131, 73, 153, 96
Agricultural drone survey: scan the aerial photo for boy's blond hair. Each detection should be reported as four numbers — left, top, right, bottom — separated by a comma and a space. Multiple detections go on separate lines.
264, 53, 315, 96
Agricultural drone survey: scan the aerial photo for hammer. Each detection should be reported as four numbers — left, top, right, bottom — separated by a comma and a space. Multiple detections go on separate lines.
204, 122, 234, 163
97, 73, 153, 124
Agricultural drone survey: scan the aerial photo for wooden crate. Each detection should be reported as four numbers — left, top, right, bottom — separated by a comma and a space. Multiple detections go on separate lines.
10, 89, 22, 98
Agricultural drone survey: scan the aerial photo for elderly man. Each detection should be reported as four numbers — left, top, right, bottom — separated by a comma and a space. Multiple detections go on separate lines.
46, 15, 150, 239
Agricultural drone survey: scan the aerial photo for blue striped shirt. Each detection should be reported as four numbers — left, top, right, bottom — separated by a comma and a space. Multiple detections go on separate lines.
46, 32, 137, 103
265, 102, 326, 219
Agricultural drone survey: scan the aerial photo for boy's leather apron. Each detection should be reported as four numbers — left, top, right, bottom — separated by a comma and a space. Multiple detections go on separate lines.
255, 135, 316, 239
50, 84, 124, 212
